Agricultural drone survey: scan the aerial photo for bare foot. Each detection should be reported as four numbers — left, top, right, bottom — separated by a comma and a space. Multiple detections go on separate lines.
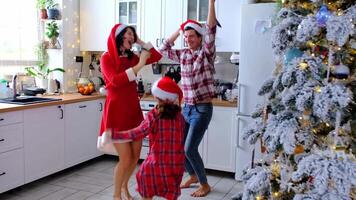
180, 176, 198, 188
113, 196, 122, 200
121, 187, 133, 200
191, 184, 211, 197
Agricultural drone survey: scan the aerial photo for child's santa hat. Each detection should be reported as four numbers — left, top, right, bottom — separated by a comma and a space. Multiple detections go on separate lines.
180, 19, 204, 35
115, 24, 127, 37
152, 77, 183, 104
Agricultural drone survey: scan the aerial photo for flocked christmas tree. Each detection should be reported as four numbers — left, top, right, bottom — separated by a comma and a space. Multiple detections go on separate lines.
234, 0, 356, 200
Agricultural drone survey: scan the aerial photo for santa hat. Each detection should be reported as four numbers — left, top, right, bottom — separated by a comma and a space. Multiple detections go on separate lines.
180, 19, 204, 35
151, 77, 183, 104
115, 24, 127, 37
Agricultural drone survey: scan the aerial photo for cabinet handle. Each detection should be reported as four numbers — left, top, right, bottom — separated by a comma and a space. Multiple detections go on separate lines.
0, 118, 4, 121
161, 38, 164, 45
156, 38, 159, 47
0, 172, 6, 176
99, 103, 103, 111
79, 105, 87, 108
0, 139, 4, 142
59, 108, 64, 119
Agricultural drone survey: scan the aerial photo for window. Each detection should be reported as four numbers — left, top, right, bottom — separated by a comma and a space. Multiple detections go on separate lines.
0, 0, 38, 67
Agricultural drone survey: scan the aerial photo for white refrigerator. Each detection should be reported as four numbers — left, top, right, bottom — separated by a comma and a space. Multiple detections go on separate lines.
235, 3, 277, 180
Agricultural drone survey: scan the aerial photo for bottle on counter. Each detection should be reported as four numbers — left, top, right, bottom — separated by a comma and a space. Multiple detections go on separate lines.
137, 76, 145, 97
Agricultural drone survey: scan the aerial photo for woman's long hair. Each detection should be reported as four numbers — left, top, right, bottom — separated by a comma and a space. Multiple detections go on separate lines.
156, 101, 181, 119
115, 26, 137, 59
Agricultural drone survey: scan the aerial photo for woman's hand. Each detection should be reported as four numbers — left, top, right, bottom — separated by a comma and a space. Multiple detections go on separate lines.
139, 49, 151, 65
136, 37, 145, 46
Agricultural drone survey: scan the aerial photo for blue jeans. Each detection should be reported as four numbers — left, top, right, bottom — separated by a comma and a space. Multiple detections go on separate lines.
182, 103, 213, 184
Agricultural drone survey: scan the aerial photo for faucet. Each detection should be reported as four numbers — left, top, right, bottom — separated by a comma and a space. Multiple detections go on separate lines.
12, 74, 17, 99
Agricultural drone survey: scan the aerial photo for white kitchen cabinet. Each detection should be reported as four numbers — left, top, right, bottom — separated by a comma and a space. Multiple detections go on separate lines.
215, 0, 241, 52
80, 0, 115, 51
141, 0, 184, 48
0, 111, 24, 193
201, 106, 237, 172
116, 0, 141, 34
24, 105, 65, 183
64, 99, 103, 168
183, 0, 241, 52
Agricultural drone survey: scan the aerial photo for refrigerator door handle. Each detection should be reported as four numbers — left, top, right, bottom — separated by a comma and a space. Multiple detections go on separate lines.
237, 83, 250, 116
236, 115, 243, 148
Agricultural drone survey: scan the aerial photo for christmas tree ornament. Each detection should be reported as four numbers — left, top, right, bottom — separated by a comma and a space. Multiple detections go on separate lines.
284, 48, 303, 65
333, 63, 350, 79
300, 109, 311, 127
299, 62, 308, 70
316, 5, 331, 27
294, 144, 305, 154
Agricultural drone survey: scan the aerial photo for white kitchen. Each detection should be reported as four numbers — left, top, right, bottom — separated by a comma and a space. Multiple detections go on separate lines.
1, 0, 354, 199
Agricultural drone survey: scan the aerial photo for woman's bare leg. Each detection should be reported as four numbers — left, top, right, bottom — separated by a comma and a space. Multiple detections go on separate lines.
121, 139, 142, 200
113, 143, 133, 200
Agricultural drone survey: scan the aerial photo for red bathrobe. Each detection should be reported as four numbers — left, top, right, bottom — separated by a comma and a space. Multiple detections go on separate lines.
97, 24, 162, 154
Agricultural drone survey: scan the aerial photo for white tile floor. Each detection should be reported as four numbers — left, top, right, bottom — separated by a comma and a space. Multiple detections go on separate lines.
0, 155, 243, 200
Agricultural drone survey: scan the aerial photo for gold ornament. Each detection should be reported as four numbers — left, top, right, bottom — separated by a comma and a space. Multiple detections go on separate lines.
314, 86, 322, 93
270, 162, 281, 177
299, 62, 308, 70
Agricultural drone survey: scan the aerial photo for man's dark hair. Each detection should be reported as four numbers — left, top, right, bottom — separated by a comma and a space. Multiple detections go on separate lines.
115, 26, 137, 59
184, 27, 202, 37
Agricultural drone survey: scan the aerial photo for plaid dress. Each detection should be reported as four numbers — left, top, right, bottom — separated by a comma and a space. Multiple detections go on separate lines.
112, 108, 185, 200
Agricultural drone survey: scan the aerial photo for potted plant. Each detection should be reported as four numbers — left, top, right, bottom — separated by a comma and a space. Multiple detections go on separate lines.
46, 0, 60, 20
25, 42, 65, 89
36, 0, 47, 19
45, 21, 60, 48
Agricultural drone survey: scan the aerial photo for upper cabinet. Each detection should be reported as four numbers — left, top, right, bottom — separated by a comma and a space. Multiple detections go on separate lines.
116, 0, 141, 34
215, 0, 241, 52
80, 0, 141, 51
183, 0, 240, 52
80, 0, 115, 51
141, 0, 184, 49
80, 0, 240, 52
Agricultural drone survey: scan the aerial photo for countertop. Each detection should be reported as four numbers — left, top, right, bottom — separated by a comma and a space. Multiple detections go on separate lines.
0, 93, 106, 113
0, 93, 237, 113
140, 94, 237, 108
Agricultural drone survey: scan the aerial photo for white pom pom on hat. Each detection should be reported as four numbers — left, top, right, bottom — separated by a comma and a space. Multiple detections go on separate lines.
180, 19, 204, 35
151, 77, 183, 104
115, 24, 127, 37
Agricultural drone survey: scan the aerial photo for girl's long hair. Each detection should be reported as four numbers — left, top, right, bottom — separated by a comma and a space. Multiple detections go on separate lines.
156, 101, 181, 119
115, 26, 137, 59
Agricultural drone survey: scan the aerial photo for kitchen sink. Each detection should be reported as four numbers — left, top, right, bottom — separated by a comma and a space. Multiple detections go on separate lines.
0, 96, 62, 105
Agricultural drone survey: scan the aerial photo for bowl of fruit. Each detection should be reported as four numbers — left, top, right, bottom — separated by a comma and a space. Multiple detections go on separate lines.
77, 77, 95, 95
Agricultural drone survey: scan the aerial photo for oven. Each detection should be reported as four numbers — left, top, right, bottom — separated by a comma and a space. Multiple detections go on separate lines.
139, 101, 157, 159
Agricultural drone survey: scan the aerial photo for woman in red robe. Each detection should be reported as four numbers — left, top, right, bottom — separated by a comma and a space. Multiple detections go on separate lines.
97, 23, 162, 200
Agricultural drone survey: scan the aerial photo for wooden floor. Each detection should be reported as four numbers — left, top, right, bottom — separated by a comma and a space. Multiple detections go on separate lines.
0, 155, 243, 200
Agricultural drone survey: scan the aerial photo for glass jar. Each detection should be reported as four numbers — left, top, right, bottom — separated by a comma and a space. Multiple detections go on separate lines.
76, 77, 95, 95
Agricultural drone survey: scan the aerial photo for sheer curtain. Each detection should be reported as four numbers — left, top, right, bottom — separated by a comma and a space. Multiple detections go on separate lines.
0, 0, 38, 68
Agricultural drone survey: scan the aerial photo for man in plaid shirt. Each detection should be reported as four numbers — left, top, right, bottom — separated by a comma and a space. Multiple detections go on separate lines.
159, 0, 217, 197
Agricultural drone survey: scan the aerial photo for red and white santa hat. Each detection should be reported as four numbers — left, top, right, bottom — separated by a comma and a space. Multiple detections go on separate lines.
180, 19, 204, 35
151, 77, 183, 104
115, 24, 127, 37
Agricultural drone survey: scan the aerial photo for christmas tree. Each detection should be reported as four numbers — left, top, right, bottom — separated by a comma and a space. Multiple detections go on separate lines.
235, 1, 355, 200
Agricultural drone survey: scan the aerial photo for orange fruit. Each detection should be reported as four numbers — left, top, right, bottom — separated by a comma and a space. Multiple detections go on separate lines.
88, 85, 94, 92
78, 87, 84, 94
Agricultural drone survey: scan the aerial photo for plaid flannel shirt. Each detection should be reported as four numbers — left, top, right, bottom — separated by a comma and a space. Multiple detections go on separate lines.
159, 24, 217, 105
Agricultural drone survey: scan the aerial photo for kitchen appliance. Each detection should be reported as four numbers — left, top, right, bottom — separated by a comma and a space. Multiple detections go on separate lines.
235, 3, 276, 180
139, 100, 157, 159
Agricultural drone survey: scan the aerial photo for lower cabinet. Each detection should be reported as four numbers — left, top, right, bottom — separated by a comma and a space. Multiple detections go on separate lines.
24, 105, 65, 183
199, 106, 237, 172
0, 111, 24, 193
64, 99, 103, 167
